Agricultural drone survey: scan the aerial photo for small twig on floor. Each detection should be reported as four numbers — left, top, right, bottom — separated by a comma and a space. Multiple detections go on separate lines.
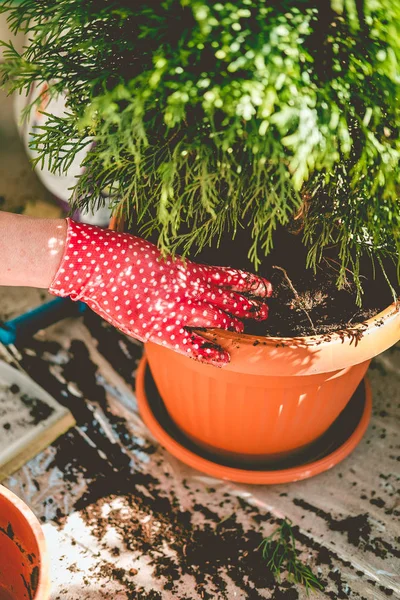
217, 512, 235, 527
272, 266, 317, 334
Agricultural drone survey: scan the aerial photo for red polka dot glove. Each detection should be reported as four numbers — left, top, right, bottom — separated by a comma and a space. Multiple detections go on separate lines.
49, 219, 272, 366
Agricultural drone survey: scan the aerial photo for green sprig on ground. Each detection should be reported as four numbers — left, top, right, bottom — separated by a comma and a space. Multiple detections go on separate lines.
1, 0, 399, 298
258, 518, 324, 593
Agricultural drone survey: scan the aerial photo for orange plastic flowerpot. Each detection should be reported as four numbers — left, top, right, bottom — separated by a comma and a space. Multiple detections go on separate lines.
145, 302, 400, 461
0, 485, 50, 600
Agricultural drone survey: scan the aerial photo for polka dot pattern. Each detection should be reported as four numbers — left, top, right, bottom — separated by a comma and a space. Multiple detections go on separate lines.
49, 219, 272, 367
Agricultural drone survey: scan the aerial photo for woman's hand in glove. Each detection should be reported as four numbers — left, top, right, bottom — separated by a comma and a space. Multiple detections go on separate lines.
49, 219, 272, 366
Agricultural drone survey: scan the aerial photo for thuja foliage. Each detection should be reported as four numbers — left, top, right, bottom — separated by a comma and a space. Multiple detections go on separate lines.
258, 518, 324, 592
1, 0, 400, 297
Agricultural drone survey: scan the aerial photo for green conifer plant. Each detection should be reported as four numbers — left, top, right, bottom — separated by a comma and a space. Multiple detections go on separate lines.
0, 0, 399, 301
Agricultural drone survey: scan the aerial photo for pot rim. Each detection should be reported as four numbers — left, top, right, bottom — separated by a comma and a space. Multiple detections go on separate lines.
178, 299, 400, 375
197, 300, 400, 348
0, 484, 51, 600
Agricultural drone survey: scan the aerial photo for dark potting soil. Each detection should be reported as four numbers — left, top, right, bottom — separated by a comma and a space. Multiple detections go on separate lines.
187, 227, 399, 338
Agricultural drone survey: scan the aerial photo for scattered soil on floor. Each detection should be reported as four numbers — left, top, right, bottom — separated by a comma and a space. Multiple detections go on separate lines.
17, 318, 397, 600
20, 393, 54, 425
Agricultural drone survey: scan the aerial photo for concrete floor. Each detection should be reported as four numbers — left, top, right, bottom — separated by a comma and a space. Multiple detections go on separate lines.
0, 89, 399, 600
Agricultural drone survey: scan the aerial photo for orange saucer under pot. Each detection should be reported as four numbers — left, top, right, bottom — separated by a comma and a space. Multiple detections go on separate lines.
145, 302, 400, 463
0, 485, 50, 600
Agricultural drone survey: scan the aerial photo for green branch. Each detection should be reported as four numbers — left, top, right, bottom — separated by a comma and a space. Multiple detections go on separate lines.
258, 518, 324, 593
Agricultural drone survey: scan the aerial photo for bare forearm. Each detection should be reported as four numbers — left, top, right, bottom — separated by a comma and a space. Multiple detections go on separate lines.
0, 212, 67, 288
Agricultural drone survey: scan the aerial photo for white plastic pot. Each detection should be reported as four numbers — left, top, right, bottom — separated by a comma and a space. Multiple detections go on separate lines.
13, 78, 112, 226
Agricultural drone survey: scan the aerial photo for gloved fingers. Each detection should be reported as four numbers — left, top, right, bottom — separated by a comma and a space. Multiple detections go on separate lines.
179, 330, 231, 366
185, 301, 245, 332
148, 323, 230, 366
201, 287, 269, 320
146, 301, 244, 365
183, 301, 246, 364
198, 265, 273, 298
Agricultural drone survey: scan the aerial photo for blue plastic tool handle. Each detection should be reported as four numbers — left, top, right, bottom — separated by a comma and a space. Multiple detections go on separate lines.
0, 297, 87, 345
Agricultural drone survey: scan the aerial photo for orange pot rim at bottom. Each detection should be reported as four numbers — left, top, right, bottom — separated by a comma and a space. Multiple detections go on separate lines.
136, 356, 372, 485
0, 485, 51, 600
